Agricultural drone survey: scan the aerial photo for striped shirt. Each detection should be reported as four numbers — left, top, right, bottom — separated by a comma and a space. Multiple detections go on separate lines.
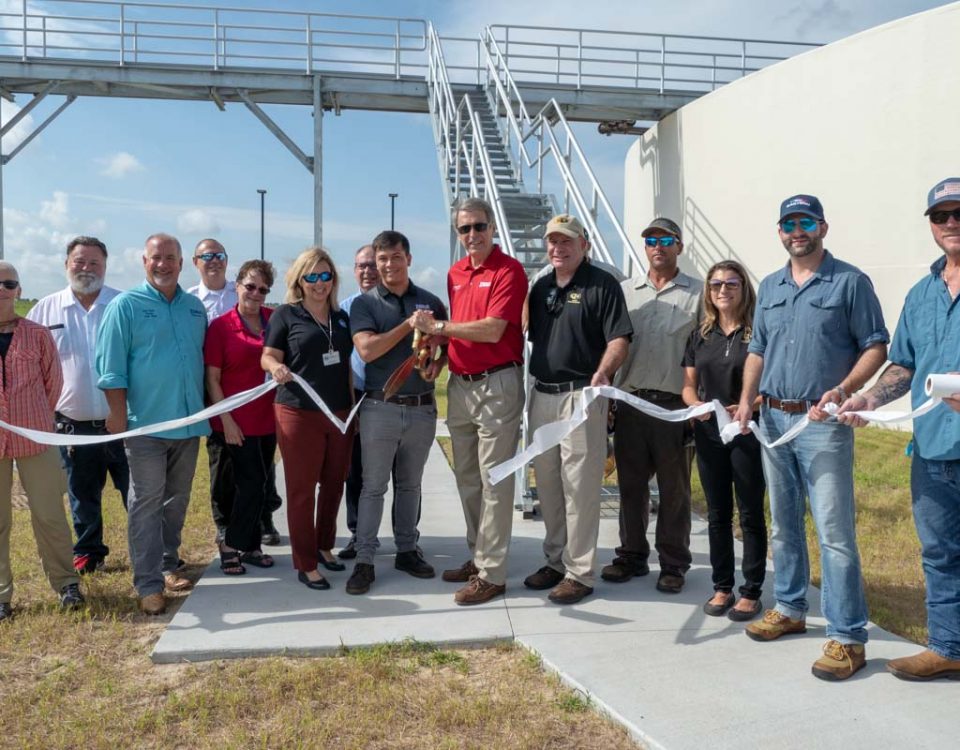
0, 318, 63, 458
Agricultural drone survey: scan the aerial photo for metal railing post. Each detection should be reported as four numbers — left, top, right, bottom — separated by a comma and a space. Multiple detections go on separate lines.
712, 54, 716, 89
133, 20, 138, 63
212, 9, 220, 70
395, 20, 401, 79
21, 0, 27, 61
41, 15, 46, 58
659, 35, 665, 93
119, 3, 125, 66
556, 44, 561, 84
305, 15, 312, 74
741, 40, 746, 78
577, 30, 583, 89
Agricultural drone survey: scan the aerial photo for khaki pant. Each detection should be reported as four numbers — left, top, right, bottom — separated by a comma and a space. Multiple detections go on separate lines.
447, 366, 524, 586
530, 389, 608, 586
0, 448, 77, 603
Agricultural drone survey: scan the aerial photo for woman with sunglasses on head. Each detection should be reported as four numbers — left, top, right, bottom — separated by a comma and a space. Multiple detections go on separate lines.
262, 248, 354, 590
681, 260, 767, 621
204, 260, 278, 576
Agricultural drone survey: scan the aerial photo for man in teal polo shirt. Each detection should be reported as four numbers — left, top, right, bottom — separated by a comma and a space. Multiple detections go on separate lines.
840, 178, 960, 681
96, 233, 209, 615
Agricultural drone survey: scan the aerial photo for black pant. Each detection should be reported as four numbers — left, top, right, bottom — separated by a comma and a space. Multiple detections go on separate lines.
223, 434, 278, 552
208, 431, 281, 532
693, 418, 767, 599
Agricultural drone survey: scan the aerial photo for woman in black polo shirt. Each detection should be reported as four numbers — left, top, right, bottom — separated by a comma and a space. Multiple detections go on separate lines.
681, 260, 766, 621
262, 247, 354, 591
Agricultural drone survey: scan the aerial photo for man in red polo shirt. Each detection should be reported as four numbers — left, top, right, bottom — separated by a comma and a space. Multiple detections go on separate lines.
413, 196, 527, 605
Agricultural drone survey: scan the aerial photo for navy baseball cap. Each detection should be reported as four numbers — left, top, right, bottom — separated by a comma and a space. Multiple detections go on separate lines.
924, 177, 960, 215
778, 194, 825, 222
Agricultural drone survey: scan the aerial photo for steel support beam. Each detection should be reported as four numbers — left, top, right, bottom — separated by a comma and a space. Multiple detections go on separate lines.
3, 95, 76, 164
237, 88, 313, 173
313, 75, 323, 247
0, 80, 58, 138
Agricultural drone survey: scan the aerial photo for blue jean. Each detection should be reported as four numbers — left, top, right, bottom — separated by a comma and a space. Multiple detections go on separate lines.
759, 406, 868, 644
59, 436, 129, 561
125, 436, 200, 597
910, 455, 960, 659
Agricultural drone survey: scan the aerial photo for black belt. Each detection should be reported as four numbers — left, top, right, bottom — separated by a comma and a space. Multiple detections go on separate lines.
535, 378, 591, 394
633, 389, 680, 402
763, 396, 814, 414
456, 362, 521, 382
366, 391, 434, 407
55, 412, 107, 433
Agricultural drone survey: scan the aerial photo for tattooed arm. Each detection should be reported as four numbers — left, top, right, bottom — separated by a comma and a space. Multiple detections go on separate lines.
836, 363, 914, 427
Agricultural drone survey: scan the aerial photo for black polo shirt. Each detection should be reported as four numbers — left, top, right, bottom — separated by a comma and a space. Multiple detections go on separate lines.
681, 325, 753, 407
528, 261, 633, 383
263, 302, 354, 411
349, 281, 448, 395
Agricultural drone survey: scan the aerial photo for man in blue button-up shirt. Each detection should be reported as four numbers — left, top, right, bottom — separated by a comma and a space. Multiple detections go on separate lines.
735, 194, 889, 681
840, 178, 960, 681
96, 233, 208, 616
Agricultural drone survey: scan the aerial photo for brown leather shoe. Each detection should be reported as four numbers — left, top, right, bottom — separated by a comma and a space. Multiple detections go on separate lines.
442, 559, 478, 583
548, 578, 593, 605
454, 575, 505, 605
523, 565, 565, 590
811, 640, 866, 681
745, 609, 807, 641
887, 649, 960, 681
140, 593, 166, 615
164, 573, 193, 592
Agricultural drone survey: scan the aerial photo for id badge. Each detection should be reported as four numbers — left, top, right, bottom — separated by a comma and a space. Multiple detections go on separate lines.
322, 351, 341, 366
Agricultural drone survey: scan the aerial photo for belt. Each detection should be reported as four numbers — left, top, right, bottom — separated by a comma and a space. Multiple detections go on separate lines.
535, 378, 591, 394
366, 391, 434, 407
632, 389, 680, 402
55, 412, 107, 432
456, 362, 521, 382
763, 396, 814, 414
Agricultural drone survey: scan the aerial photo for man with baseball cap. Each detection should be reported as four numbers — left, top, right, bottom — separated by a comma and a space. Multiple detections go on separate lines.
522, 214, 632, 604
601, 216, 702, 595
734, 193, 889, 680
837, 178, 960, 681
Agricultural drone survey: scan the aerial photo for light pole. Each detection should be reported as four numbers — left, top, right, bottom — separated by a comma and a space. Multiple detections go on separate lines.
257, 189, 266, 260
388, 192, 398, 230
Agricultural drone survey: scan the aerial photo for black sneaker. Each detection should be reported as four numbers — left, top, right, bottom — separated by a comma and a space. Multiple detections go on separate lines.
338, 539, 358, 560
600, 557, 650, 583
59, 583, 85, 610
394, 550, 435, 579
0, 602, 12, 622
346, 563, 376, 595
260, 519, 281, 547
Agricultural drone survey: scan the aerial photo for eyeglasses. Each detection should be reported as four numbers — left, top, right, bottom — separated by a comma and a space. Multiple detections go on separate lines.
354, 262, 377, 271
196, 252, 227, 262
0, 280, 19, 290
545, 286, 566, 315
929, 208, 960, 225
302, 271, 333, 284
456, 222, 489, 235
708, 279, 742, 292
644, 236, 677, 247
779, 217, 819, 233
241, 282, 271, 295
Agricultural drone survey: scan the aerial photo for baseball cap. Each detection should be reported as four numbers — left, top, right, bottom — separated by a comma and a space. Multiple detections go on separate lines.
924, 177, 960, 215
544, 214, 586, 240
641, 217, 682, 241
778, 194, 825, 222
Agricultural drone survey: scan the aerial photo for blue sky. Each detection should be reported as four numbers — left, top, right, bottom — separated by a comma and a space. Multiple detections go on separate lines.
0, 0, 949, 302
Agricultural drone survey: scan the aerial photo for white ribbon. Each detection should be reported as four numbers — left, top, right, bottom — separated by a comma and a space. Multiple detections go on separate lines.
488, 373, 960, 485
0, 373, 363, 447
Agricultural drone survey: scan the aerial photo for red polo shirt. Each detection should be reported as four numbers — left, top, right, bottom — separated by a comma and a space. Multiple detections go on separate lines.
204, 306, 275, 436
447, 244, 527, 375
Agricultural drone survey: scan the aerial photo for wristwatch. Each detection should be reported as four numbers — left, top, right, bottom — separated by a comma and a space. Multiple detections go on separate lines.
434, 320, 446, 334
835, 385, 849, 401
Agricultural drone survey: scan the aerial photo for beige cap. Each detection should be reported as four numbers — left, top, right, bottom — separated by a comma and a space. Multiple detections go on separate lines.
544, 214, 586, 240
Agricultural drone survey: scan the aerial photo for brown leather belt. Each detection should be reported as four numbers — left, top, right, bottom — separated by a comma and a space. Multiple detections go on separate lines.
456, 362, 521, 382
763, 396, 814, 414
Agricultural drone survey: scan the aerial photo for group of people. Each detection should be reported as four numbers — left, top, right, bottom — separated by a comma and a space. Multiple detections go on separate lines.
0, 183, 957, 685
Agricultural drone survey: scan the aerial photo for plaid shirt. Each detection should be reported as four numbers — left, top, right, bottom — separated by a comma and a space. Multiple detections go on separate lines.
0, 318, 63, 458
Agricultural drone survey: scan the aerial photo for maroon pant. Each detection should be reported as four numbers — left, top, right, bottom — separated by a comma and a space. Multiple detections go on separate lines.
275, 403, 352, 572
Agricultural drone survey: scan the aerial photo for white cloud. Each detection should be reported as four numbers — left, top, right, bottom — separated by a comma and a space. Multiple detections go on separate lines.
0, 100, 34, 153
98, 151, 145, 179
39, 190, 70, 228
177, 208, 221, 236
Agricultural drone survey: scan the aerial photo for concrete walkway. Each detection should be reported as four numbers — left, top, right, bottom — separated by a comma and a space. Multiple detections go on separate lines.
153, 442, 958, 749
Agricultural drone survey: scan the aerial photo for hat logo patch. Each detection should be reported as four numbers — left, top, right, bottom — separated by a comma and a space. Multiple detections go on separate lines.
934, 183, 960, 200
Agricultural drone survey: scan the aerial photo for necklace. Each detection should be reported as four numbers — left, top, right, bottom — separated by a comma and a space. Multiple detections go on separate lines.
303, 304, 334, 352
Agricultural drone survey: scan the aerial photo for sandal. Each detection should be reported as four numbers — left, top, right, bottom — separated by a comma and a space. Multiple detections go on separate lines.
219, 546, 246, 576
240, 550, 275, 568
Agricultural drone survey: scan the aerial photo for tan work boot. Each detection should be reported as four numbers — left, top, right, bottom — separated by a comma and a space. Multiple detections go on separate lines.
745, 609, 806, 641
811, 640, 866, 681
454, 575, 505, 605
140, 592, 166, 616
442, 559, 478, 583
887, 649, 960, 681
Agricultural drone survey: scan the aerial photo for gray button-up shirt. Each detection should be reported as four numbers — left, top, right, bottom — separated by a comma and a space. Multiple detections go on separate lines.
616, 270, 702, 395
749, 250, 889, 401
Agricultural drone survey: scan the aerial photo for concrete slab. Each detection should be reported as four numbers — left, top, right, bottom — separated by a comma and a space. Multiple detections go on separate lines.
153, 441, 959, 749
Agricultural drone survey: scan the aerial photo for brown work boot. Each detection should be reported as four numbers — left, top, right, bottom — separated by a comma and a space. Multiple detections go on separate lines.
811, 640, 866, 681
442, 559, 478, 583
887, 649, 960, 681
548, 578, 594, 605
523, 565, 565, 590
140, 593, 166, 616
745, 609, 807, 641
164, 573, 192, 592
454, 575, 505, 606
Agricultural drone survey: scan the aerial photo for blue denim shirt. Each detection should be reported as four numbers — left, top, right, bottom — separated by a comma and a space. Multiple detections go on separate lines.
341, 292, 367, 391
96, 281, 209, 440
749, 250, 889, 400
888, 255, 960, 461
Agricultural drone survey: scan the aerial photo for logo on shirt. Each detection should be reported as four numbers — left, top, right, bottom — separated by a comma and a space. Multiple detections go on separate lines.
143, 309, 158, 319
567, 291, 582, 304
415, 303, 433, 311
478, 281, 492, 288
190, 309, 205, 318
337, 318, 348, 328
452, 284, 463, 291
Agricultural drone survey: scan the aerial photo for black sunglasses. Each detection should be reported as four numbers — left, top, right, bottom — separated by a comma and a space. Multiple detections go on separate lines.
456, 222, 489, 235
930, 208, 960, 225
241, 282, 271, 295
196, 252, 227, 262
545, 286, 566, 315
0, 280, 19, 290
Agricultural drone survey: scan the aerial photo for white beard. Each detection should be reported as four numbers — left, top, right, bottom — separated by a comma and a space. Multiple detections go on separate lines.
68, 271, 105, 295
